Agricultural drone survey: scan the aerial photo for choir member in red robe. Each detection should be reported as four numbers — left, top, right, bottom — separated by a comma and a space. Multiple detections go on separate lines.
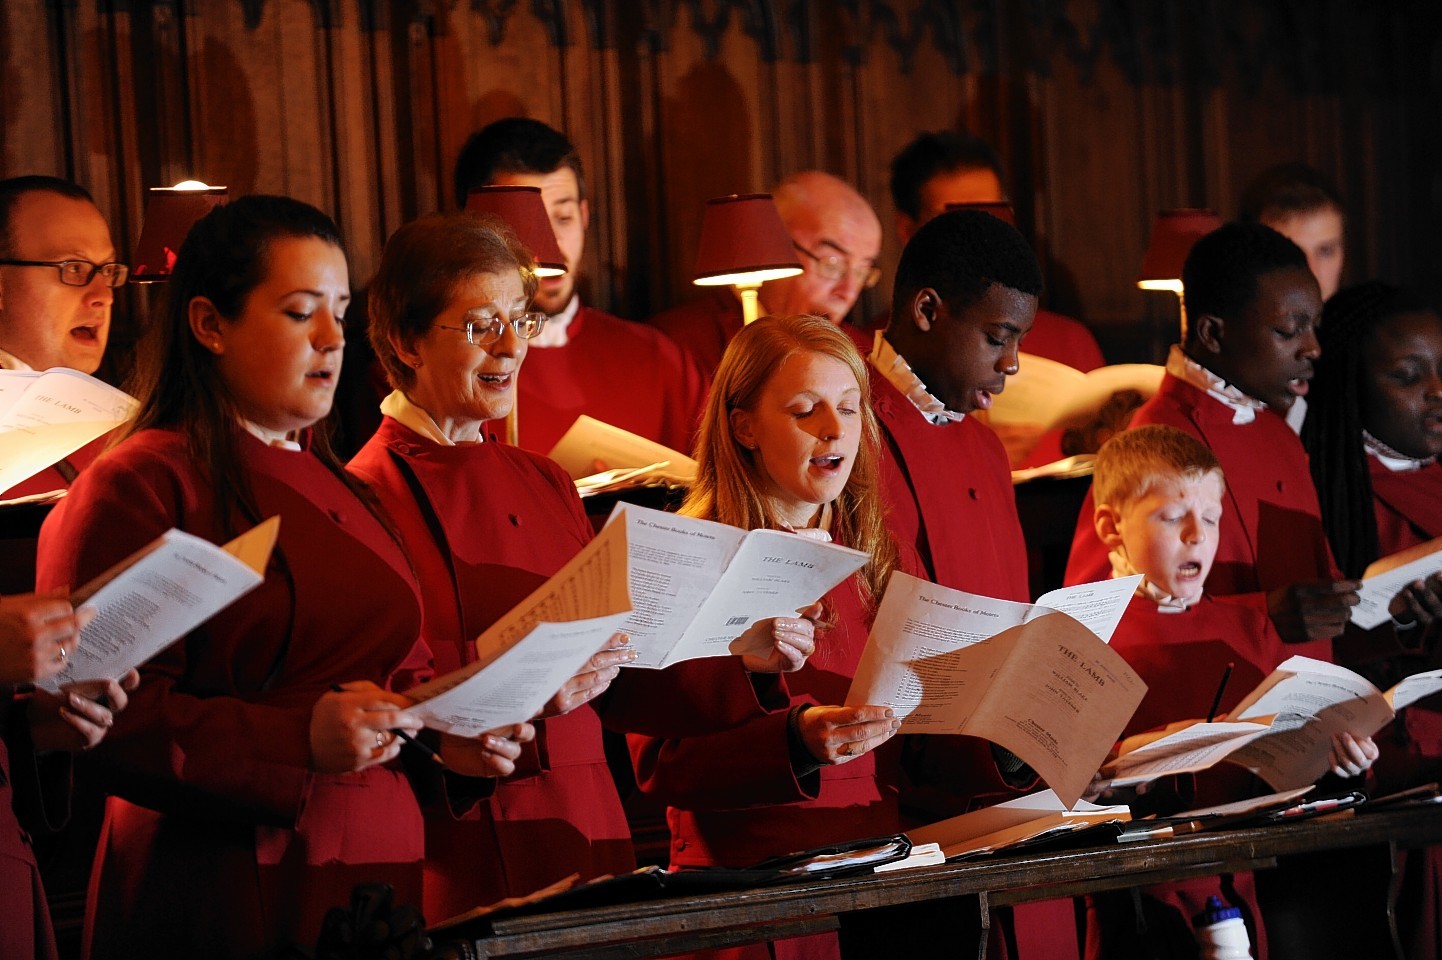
1082, 425, 1379, 960
451, 119, 708, 456
867, 207, 1096, 959
0, 595, 131, 960
1303, 282, 1442, 959
0, 176, 125, 499
36, 196, 521, 959
611, 314, 905, 960
885, 131, 1105, 468
649, 172, 882, 375
347, 211, 640, 920
1066, 223, 1358, 658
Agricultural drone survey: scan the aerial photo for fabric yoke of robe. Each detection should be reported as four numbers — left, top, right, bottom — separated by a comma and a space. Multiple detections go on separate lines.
647, 288, 742, 377
613, 569, 900, 960
1064, 372, 1338, 663
349, 416, 634, 919
512, 306, 708, 458
0, 693, 60, 960
868, 369, 1081, 958
1367, 457, 1442, 960
1085, 594, 1282, 959
35, 427, 428, 960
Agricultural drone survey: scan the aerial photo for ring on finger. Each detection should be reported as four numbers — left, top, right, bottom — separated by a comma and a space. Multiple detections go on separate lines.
375, 731, 387, 750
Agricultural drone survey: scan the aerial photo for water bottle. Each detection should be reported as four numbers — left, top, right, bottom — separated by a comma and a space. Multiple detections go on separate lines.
1192, 895, 1254, 960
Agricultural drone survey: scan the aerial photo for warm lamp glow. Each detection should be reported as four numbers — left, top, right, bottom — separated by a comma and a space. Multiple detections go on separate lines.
464, 186, 567, 278
1137, 209, 1223, 294
691, 194, 802, 325
131, 184, 229, 282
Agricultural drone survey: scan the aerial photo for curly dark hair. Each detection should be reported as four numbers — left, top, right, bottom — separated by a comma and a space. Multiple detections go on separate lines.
891, 208, 1041, 320
1181, 222, 1308, 335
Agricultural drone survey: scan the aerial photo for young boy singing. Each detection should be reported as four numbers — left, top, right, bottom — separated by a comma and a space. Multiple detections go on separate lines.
1086, 424, 1378, 960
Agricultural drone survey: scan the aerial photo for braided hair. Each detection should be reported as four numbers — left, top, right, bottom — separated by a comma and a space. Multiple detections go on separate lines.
1302, 281, 1422, 576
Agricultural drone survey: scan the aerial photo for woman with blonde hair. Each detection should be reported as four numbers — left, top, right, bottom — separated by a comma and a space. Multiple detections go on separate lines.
610, 313, 916, 960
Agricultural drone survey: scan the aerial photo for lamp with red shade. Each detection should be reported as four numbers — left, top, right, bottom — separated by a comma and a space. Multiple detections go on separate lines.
464, 185, 567, 278
130, 181, 228, 283
691, 194, 802, 326
1137, 208, 1223, 337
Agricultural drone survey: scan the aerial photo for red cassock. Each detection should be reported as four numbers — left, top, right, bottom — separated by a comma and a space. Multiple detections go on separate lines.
35, 428, 430, 960
610, 568, 900, 960
514, 306, 709, 458
1368, 457, 1442, 960
348, 416, 634, 920
1, 696, 60, 960
869, 371, 1080, 959
1024, 309, 1105, 374
647, 289, 742, 376
1064, 372, 1338, 663
1086, 594, 1284, 960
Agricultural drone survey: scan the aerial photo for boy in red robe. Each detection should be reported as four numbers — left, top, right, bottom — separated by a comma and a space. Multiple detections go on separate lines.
1086, 424, 1378, 959
1064, 222, 1359, 660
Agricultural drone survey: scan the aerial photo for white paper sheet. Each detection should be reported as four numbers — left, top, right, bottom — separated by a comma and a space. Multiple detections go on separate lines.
0, 368, 138, 494
405, 516, 634, 733
37, 518, 277, 691
845, 572, 1146, 807
609, 503, 870, 669
1353, 536, 1442, 629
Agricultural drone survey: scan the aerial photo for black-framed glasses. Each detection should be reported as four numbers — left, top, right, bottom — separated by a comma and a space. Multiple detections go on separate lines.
792, 242, 881, 290
433, 311, 548, 346
0, 258, 130, 288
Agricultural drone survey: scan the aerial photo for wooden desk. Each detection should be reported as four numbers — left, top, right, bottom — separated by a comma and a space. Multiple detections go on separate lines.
454, 805, 1442, 959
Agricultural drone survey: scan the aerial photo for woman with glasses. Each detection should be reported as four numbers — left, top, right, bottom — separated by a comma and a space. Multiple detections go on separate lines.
349, 211, 640, 920
35, 196, 523, 958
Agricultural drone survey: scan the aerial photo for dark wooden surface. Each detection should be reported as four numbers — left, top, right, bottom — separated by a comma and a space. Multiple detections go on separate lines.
452, 804, 1442, 959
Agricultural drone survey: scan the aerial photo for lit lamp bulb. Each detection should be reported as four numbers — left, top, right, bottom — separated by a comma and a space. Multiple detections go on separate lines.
1137, 209, 1222, 337
692, 194, 802, 326
464, 186, 567, 278
131, 181, 229, 282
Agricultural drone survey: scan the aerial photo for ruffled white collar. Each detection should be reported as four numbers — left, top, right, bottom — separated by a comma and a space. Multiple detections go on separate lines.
1166, 345, 1268, 426
869, 331, 965, 426
1109, 548, 1194, 613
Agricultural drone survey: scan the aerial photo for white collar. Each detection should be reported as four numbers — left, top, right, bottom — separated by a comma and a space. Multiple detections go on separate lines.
1166, 345, 1268, 426
1109, 548, 1195, 613
1365, 432, 1434, 473
381, 389, 482, 445
1284, 396, 1308, 435
777, 501, 834, 542
531, 294, 581, 349
869, 331, 966, 425
0, 347, 34, 371
240, 420, 302, 451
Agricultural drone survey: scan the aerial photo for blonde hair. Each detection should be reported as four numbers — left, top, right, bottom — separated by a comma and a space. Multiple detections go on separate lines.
682, 314, 899, 607
1093, 425, 1225, 510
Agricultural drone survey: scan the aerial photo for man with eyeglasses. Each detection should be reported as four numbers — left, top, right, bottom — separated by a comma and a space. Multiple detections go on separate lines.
451, 118, 707, 457
0, 175, 124, 497
650, 171, 883, 374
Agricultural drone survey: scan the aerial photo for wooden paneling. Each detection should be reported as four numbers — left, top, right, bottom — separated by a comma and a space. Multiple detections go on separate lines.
1, 0, 1436, 365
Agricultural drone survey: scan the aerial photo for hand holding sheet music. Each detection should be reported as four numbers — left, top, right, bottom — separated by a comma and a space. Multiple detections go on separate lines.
845, 572, 1146, 807
37, 517, 279, 691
